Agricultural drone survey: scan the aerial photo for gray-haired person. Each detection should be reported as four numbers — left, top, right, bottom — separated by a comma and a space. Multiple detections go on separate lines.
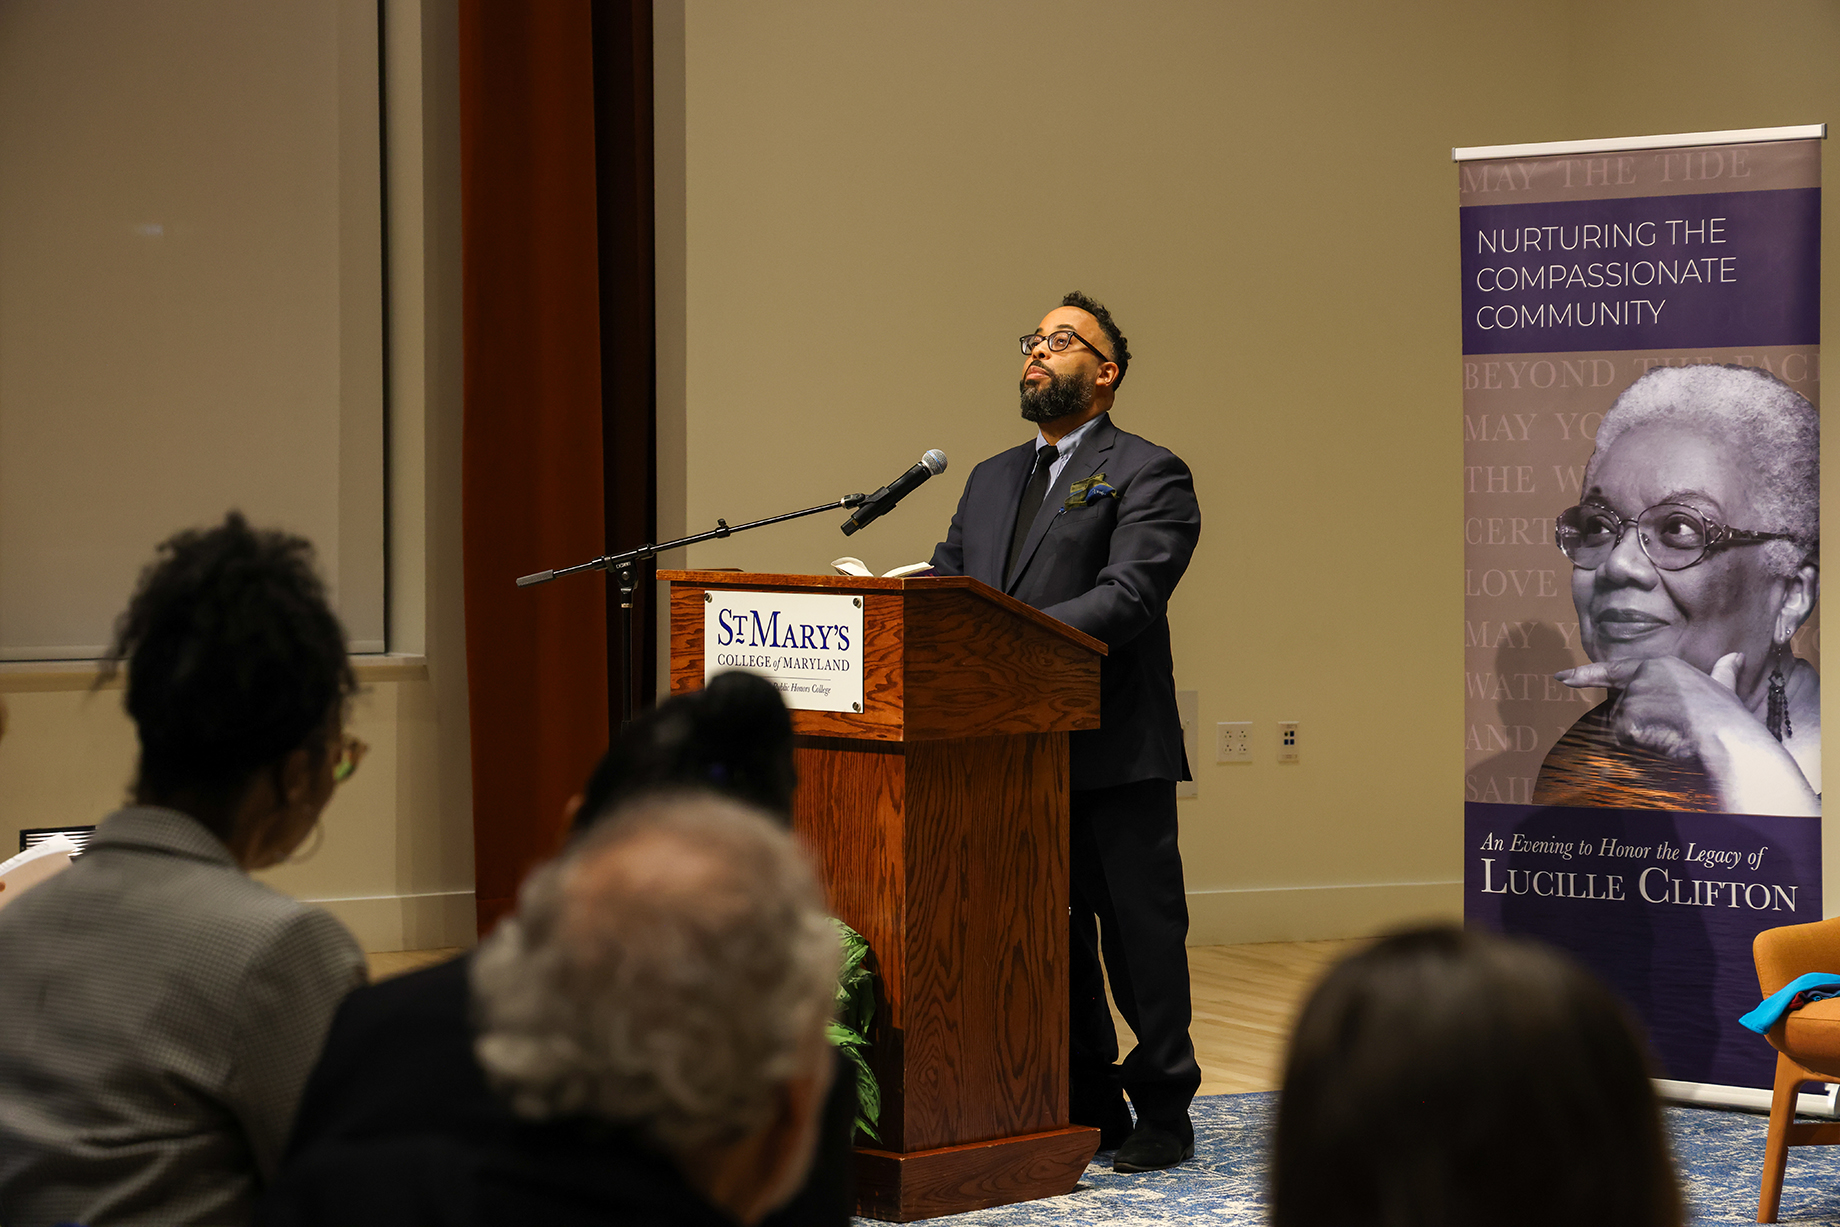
261, 793, 840, 1227
1537, 363, 1820, 815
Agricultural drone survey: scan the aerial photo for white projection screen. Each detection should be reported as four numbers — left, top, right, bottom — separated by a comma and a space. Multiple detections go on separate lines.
0, 0, 386, 659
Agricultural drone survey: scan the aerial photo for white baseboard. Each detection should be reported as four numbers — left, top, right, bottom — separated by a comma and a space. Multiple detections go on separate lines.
1656, 1078, 1839, 1118
305, 890, 476, 953
314, 882, 1459, 953
313, 883, 1456, 952
1186, 880, 1463, 945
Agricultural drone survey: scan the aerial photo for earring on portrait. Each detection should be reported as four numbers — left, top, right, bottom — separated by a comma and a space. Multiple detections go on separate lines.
1767, 640, 1793, 743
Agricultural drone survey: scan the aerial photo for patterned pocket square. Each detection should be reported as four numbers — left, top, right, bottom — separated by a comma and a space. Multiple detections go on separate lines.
1064, 474, 1117, 510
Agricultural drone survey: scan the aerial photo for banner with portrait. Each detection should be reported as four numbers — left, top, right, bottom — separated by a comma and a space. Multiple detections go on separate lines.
1460, 129, 1823, 1093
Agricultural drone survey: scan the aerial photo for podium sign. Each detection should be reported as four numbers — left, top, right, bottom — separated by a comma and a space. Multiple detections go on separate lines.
664, 570, 1105, 1221
704, 588, 864, 713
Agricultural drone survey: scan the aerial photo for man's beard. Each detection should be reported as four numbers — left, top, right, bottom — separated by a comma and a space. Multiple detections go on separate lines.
1019, 367, 1095, 423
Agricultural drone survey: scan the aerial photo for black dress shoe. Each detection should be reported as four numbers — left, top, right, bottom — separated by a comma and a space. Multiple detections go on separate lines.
1112, 1114, 1195, 1173
1070, 1084, 1134, 1150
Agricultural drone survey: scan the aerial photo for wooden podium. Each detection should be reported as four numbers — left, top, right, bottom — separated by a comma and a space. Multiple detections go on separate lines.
663, 570, 1106, 1221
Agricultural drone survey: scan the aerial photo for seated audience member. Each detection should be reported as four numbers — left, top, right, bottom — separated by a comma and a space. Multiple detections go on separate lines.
266, 793, 839, 1226
0, 514, 367, 1227
574, 669, 797, 829
1271, 925, 1681, 1227
268, 672, 856, 1227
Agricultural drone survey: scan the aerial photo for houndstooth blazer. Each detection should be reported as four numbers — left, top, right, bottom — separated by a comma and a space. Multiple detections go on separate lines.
0, 806, 365, 1227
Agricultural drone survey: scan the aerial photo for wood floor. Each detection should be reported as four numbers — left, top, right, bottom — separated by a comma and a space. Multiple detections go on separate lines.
365, 946, 464, 982
1108, 939, 1368, 1096
369, 938, 1368, 1098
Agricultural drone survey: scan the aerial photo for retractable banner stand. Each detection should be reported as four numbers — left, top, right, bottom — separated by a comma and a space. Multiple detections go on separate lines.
1460, 126, 1824, 1102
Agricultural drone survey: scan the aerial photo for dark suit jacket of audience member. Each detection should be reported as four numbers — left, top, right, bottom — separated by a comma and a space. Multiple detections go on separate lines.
263, 954, 857, 1227
930, 412, 1200, 789
262, 1118, 735, 1227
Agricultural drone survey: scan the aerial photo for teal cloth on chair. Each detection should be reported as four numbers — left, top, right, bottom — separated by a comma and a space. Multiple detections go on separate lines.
1741, 973, 1840, 1034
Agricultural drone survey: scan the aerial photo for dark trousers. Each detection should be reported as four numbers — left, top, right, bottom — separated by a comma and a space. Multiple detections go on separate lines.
1069, 777, 1200, 1123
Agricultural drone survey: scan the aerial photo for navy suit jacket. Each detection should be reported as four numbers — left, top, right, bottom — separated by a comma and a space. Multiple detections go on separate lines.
931, 413, 1199, 791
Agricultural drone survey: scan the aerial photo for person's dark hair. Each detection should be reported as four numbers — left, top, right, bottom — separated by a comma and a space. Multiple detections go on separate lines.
1061, 290, 1130, 387
101, 512, 355, 840
573, 670, 796, 835
1272, 925, 1681, 1227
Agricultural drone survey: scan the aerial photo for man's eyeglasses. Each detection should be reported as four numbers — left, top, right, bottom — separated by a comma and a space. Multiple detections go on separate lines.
1018, 328, 1110, 361
1555, 502, 1798, 572
333, 735, 369, 784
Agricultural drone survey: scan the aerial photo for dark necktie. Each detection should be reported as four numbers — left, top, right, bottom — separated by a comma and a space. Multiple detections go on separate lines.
1006, 444, 1058, 584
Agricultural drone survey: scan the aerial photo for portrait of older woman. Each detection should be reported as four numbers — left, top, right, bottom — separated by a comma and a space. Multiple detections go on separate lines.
1533, 364, 1819, 817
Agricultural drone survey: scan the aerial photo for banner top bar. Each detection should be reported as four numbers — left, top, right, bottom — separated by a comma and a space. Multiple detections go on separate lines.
1452, 123, 1826, 163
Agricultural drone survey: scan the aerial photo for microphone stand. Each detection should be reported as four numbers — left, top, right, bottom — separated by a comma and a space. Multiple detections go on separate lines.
515, 493, 866, 730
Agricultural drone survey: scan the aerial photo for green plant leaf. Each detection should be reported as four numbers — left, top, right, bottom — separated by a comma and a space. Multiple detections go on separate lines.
828, 917, 882, 1140
852, 1054, 881, 1143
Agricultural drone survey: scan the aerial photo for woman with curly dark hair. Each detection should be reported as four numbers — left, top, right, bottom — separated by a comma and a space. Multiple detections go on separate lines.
0, 513, 367, 1227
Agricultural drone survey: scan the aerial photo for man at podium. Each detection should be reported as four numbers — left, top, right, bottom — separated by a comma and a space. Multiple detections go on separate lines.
930, 292, 1202, 1173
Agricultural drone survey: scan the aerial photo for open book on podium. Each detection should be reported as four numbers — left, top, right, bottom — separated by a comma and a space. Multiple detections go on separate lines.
661, 569, 1107, 1222
830, 556, 934, 579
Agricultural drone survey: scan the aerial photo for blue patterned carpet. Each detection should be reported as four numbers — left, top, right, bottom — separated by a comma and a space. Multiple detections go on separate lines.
1671, 1101, 1840, 1225
883, 1092, 1840, 1226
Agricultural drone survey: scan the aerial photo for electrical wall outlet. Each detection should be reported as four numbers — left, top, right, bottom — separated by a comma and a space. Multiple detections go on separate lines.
1216, 722, 1252, 763
1277, 720, 1300, 762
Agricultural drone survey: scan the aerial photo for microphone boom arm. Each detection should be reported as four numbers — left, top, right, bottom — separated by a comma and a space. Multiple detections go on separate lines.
514, 492, 867, 589
515, 492, 869, 733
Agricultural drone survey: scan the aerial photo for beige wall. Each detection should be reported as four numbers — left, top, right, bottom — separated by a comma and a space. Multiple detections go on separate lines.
663, 0, 1840, 942
0, 0, 473, 953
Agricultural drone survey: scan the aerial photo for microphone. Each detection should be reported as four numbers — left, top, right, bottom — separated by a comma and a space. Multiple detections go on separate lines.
840, 449, 947, 536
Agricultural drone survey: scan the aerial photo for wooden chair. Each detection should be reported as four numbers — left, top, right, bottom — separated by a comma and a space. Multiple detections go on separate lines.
1754, 918, 1840, 1222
